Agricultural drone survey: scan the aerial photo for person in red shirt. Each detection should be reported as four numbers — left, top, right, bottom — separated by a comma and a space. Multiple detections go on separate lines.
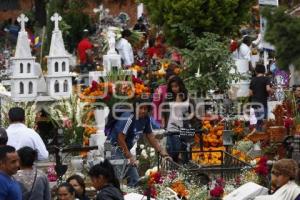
77, 30, 93, 65
146, 37, 156, 59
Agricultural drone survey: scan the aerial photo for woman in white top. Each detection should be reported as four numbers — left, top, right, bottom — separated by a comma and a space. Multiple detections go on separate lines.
162, 76, 195, 163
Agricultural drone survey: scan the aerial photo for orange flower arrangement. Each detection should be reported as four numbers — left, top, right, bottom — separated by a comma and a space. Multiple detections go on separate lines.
171, 180, 189, 198
192, 121, 226, 165
232, 149, 247, 162
80, 80, 150, 105
134, 82, 150, 97
80, 81, 114, 103
233, 120, 244, 135
202, 121, 224, 147
130, 65, 143, 73
192, 147, 225, 165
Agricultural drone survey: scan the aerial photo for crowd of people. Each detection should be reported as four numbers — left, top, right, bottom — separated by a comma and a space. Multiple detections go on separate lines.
0, 144, 124, 200
2, 7, 300, 200
0, 106, 126, 200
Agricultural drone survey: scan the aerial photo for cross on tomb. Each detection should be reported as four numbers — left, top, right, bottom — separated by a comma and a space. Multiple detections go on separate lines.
51, 13, 62, 31
93, 4, 110, 29
17, 14, 28, 32
93, 4, 104, 14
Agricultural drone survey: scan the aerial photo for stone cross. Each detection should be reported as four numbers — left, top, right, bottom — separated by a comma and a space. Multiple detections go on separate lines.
93, 4, 104, 14
51, 13, 62, 31
93, 5, 110, 29
17, 14, 28, 32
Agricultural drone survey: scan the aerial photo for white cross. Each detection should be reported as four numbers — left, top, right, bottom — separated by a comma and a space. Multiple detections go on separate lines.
51, 13, 62, 31
93, 4, 103, 14
93, 5, 109, 29
17, 14, 28, 32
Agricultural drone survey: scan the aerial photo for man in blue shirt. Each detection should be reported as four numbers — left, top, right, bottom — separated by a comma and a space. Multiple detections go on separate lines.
107, 99, 169, 187
0, 145, 22, 200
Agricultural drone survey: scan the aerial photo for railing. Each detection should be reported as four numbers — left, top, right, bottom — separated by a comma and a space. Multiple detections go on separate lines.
158, 150, 252, 182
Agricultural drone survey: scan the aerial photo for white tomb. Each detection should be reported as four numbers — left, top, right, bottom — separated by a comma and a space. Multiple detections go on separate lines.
10, 14, 39, 101
223, 182, 268, 200
45, 13, 73, 99
0, 13, 73, 103
103, 27, 122, 72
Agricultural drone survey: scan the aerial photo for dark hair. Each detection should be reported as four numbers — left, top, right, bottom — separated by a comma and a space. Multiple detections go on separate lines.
0, 145, 16, 162
166, 68, 175, 81
148, 38, 155, 48
255, 63, 266, 74
88, 159, 120, 190
167, 76, 188, 101
243, 36, 252, 46
0, 128, 8, 146
67, 175, 86, 197
17, 146, 37, 167
293, 85, 300, 92
8, 107, 25, 123
122, 29, 131, 38
58, 182, 76, 196
138, 17, 143, 22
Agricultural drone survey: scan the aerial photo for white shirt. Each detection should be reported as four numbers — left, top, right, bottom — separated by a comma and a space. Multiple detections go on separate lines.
232, 42, 251, 61
7, 123, 49, 160
116, 38, 134, 66
167, 99, 190, 132
236, 43, 251, 61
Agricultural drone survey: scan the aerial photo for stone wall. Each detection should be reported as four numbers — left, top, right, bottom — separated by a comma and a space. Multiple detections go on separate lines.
0, 0, 33, 22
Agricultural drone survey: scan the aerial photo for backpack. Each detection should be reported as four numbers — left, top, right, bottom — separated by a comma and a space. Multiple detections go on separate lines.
104, 104, 133, 136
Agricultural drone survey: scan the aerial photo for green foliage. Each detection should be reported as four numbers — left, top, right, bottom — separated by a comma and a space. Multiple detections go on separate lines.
45, 0, 91, 53
263, 7, 300, 70
179, 32, 238, 95
140, 0, 255, 47
1, 102, 37, 129
63, 0, 91, 52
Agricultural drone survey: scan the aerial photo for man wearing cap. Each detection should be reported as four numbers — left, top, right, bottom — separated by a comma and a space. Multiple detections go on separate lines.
0, 127, 8, 147
6, 107, 48, 161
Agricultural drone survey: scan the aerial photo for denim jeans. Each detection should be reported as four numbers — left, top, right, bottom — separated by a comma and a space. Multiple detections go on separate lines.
166, 135, 188, 163
110, 146, 139, 187
254, 105, 268, 131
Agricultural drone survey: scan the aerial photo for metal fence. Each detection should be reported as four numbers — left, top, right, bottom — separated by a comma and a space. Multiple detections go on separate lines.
158, 150, 252, 182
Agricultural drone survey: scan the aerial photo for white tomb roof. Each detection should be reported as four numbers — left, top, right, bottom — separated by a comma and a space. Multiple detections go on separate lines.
48, 13, 69, 58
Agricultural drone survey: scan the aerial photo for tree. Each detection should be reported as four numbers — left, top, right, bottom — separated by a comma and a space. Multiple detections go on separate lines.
140, 0, 255, 47
34, 0, 47, 27
263, 7, 300, 70
45, 0, 91, 53
179, 32, 238, 95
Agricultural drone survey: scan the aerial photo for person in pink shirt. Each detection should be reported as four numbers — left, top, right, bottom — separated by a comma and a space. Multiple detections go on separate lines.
152, 70, 175, 127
